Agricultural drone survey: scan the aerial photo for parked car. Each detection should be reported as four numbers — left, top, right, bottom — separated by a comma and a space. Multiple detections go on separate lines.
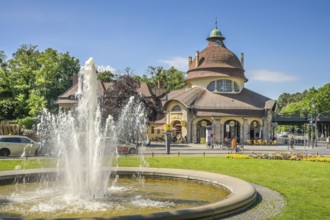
104, 138, 137, 154
0, 135, 40, 157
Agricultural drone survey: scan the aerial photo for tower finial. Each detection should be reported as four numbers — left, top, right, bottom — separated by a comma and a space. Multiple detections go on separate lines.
215, 17, 218, 28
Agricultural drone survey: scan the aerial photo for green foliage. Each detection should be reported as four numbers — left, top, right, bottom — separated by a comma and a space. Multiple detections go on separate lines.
17, 116, 37, 129
279, 83, 330, 116
143, 66, 186, 92
97, 70, 114, 82
0, 45, 80, 119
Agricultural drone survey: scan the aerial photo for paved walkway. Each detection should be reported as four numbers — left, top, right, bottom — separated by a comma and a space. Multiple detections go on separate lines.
225, 184, 285, 220
143, 142, 330, 156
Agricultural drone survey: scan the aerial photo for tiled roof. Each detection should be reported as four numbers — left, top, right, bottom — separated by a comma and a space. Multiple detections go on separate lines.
164, 86, 275, 112
189, 46, 243, 70
57, 80, 154, 105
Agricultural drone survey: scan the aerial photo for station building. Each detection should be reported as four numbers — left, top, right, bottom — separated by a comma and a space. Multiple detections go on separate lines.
57, 24, 276, 145
161, 24, 276, 144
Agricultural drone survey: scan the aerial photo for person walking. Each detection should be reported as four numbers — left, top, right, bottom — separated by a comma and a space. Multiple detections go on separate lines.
231, 138, 237, 153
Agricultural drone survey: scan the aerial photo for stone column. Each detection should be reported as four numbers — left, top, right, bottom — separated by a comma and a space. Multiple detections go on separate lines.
243, 118, 249, 144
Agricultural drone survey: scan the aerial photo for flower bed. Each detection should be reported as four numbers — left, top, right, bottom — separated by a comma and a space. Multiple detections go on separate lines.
226, 153, 330, 162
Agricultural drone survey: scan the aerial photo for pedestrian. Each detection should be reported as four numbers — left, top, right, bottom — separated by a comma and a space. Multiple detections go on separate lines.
289, 136, 294, 149
231, 138, 237, 153
224, 136, 229, 149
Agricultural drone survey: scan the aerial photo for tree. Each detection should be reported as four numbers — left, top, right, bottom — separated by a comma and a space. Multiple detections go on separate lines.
144, 66, 186, 92
101, 75, 160, 122
0, 45, 80, 119
0, 51, 16, 120
8, 44, 41, 117
97, 70, 114, 82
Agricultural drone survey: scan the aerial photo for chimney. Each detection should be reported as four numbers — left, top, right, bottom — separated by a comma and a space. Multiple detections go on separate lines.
240, 52, 244, 68
72, 73, 78, 86
195, 51, 200, 67
157, 80, 161, 89
188, 56, 192, 67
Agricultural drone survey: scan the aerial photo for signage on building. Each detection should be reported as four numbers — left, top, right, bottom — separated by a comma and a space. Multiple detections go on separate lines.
201, 121, 207, 127
181, 120, 187, 127
164, 124, 172, 131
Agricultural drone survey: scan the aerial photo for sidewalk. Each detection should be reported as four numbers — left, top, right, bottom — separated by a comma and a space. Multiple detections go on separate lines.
145, 142, 330, 156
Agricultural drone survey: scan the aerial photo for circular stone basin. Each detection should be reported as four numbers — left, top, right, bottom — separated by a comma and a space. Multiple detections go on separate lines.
0, 167, 257, 219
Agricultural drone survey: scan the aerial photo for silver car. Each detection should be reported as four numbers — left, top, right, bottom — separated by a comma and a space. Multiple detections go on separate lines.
0, 135, 40, 157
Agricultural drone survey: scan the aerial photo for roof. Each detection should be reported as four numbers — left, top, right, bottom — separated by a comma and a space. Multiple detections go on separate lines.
164, 86, 275, 114
186, 25, 247, 82
207, 26, 225, 40
189, 46, 243, 71
57, 80, 154, 105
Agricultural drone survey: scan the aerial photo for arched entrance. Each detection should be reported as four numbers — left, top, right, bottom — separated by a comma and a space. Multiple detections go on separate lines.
224, 120, 240, 142
197, 120, 212, 144
250, 120, 260, 139
171, 120, 182, 143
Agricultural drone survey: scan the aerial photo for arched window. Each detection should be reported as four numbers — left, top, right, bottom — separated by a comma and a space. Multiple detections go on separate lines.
172, 105, 181, 111
207, 80, 241, 93
207, 81, 215, 91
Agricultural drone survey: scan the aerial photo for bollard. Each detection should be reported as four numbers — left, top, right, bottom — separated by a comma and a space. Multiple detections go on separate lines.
203, 152, 205, 157
178, 152, 180, 156
152, 152, 154, 157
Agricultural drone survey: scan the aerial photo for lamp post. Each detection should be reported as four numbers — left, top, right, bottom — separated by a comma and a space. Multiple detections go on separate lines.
311, 103, 315, 148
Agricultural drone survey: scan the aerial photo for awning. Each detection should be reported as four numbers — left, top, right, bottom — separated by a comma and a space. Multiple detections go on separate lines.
154, 125, 177, 130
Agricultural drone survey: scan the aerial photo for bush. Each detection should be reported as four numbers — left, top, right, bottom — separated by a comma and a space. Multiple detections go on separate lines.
17, 117, 36, 129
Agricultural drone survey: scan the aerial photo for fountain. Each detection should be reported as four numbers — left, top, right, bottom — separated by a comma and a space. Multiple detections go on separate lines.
0, 58, 257, 219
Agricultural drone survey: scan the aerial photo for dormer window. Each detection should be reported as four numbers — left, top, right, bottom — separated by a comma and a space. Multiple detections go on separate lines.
207, 80, 241, 93
172, 105, 181, 112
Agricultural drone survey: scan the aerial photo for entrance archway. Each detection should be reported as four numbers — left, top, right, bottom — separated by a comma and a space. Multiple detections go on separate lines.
197, 120, 212, 144
224, 120, 240, 142
171, 120, 182, 143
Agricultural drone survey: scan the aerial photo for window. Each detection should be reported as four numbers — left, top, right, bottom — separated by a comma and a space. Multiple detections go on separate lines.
207, 80, 241, 93
151, 126, 155, 134
207, 81, 215, 91
172, 105, 181, 111
20, 138, 31, 143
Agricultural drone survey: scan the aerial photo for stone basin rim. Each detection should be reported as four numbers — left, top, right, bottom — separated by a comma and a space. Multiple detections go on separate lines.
0, 167, 257, 220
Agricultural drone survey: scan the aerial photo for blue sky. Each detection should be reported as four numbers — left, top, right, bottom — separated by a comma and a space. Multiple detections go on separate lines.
1, 0, 330, 100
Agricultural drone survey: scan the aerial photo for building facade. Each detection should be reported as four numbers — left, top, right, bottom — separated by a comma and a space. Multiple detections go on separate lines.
162, 24, 276, 144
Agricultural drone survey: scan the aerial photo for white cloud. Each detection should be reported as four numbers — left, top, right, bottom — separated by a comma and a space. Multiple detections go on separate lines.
159, 57, 187, 71
96, 65, 117, 73
247, 69, 298, 82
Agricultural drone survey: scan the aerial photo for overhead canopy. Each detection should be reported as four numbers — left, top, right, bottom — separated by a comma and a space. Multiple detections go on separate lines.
154, 125, 178, 131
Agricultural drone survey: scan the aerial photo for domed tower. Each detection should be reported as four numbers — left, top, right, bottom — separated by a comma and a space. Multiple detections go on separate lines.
186, 22, 247, 93
163, 22, 275, 146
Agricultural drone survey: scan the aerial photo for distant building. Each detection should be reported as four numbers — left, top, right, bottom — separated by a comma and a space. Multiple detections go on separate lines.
56, 75, 166, 141
162, 23, 275, 144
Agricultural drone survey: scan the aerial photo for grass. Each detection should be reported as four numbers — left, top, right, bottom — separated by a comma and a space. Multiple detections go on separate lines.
0, 156, 329, 219
117, 156, 330, 220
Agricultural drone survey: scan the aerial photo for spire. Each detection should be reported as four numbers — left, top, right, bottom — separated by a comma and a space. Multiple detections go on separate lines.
207, 20, 226, 47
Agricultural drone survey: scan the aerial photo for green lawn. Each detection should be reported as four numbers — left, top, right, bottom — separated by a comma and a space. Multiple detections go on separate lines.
117, 156, 330, 220
0, 156, 329, 220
